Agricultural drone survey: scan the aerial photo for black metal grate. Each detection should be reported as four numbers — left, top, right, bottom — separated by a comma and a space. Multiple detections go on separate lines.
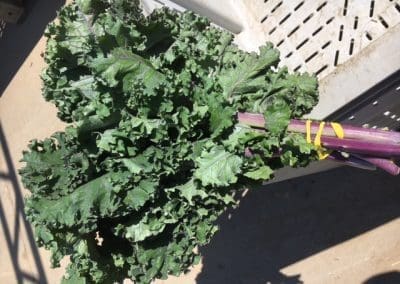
0, 19, 5, 38
329, 69, 400, 131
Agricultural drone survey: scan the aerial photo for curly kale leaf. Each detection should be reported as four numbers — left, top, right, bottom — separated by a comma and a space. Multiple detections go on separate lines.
20, 132, 94, 199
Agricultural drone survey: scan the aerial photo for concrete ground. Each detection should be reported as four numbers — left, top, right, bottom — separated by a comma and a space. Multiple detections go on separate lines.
1, 1, 400, 283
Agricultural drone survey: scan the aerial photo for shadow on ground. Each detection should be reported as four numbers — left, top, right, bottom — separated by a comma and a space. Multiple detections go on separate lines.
197, 167, 400, 284
0, 124, 47, 283
363, 271, 400, 284
0, 0, 65, 95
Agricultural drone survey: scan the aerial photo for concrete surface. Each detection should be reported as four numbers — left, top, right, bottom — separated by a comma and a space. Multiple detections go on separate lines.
1, 1, 400, 283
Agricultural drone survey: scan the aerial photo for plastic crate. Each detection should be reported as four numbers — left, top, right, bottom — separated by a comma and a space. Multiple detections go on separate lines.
142, 0, 400, 180
144, 0, 400, 124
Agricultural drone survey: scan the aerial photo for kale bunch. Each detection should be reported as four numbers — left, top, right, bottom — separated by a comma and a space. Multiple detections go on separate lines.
20, 1, 318, 283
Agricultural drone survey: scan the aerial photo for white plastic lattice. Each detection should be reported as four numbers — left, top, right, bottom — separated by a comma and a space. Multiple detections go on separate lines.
241, 0, 400, 78
148, 0, 400, 118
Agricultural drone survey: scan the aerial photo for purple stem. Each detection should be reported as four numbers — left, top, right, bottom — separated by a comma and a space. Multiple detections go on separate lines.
244, 148, 253, 158
237, 112, 400, 145
239, 112, 400, 174
354, 155, 400, 175
319, 136, 400, 158
328, 151, 376, 171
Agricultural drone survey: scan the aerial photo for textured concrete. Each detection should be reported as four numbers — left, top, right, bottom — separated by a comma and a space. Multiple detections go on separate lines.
1, 1, 400, 284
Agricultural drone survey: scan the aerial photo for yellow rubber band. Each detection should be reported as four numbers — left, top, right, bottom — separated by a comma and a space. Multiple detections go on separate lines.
315, 122, 330, 159
318, 150, 330, 160
305, 120, 344, 160
331, 122, 344, 139
306, 120, 312, 143
314, 121, 325, 147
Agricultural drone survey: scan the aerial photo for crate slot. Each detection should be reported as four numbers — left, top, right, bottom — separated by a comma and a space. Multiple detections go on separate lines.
305, 51, 318, 62
315, 64, 328, 76
321, 41, 331, 49
349, 39, 354, 55
343, 0, 348, 16
294, 64, 302, 72
271, 1, 283, 13
396, 3, 400, 13
312, 26, 323, 36
294, 1, 304, 11
326, 17, 335, 25
279, 13, 291, 25
285, 51, 293, 58
261, 14, 268, 23
334, 50, 340, 66
370, 0, 375, 17
296, 38, 309, 50
338, 25, 344, 41
303, 13, 314, 23
378, 16, 389, 28
353, 16, 358, 29
316, 1, 327, 12
287, 25, 300, 37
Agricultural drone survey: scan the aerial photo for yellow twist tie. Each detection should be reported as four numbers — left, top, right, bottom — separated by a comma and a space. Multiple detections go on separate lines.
305, 120, 345, 160
306, 120, 312, 143
314, 121, 325, 147
315, 122, 330, 159
331, 122, 344, 139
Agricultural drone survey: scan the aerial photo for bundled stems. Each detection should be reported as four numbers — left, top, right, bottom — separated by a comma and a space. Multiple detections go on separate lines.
237, 112, 400, 145
317, 136, 400, 158
238, 112, 400, 175
289, 119, 400, 145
